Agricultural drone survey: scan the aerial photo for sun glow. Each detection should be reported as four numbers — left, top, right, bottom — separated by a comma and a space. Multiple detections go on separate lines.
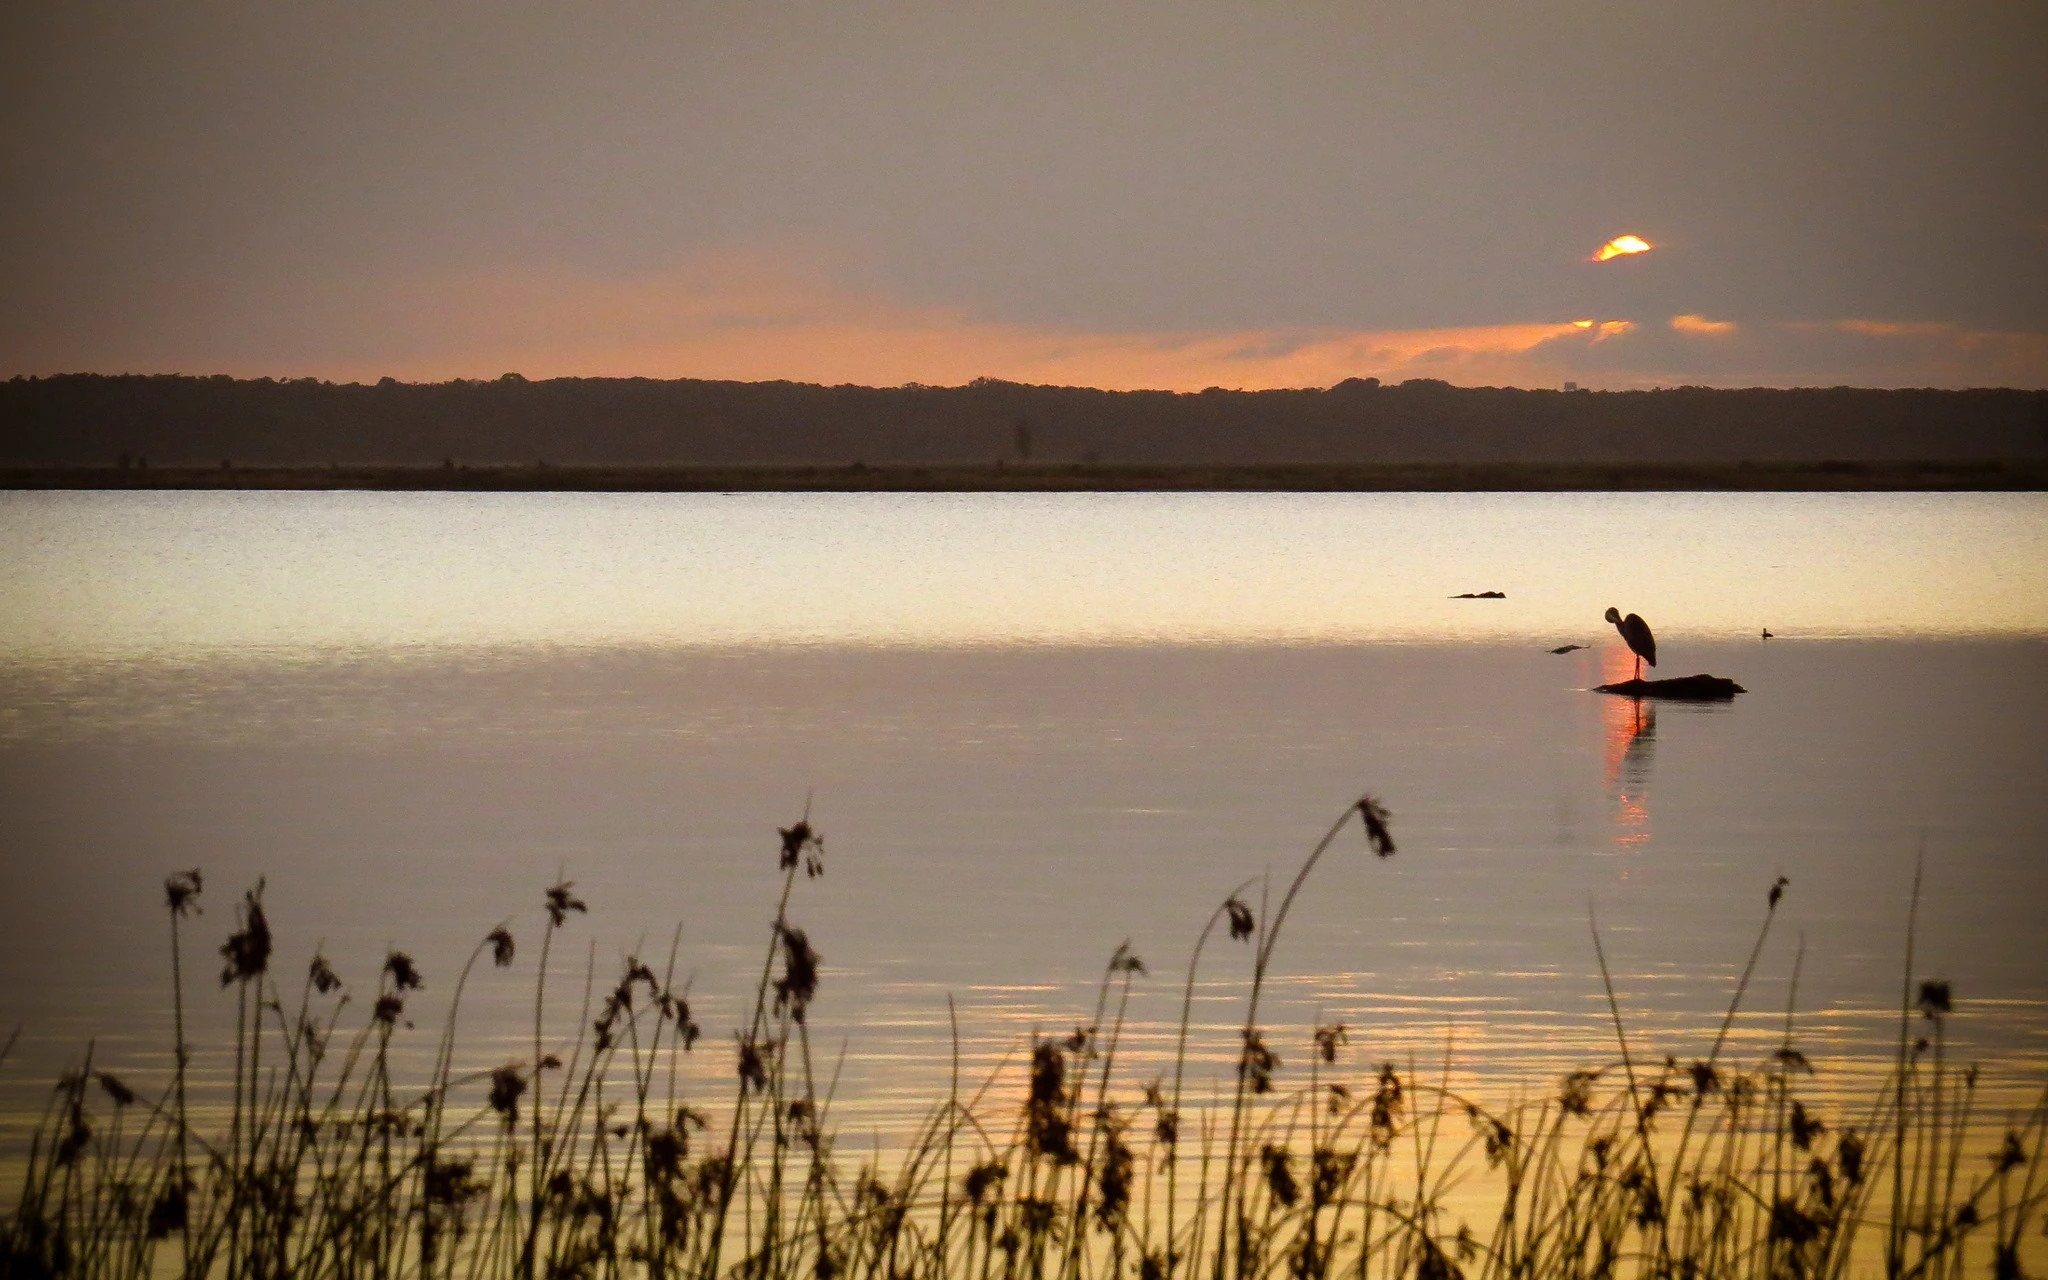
1592, 234, 1652, 262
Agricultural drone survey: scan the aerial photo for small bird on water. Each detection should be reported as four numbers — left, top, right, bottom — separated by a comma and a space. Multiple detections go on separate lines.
1605, 607, 1657, 681
1762, 627, 1774, 639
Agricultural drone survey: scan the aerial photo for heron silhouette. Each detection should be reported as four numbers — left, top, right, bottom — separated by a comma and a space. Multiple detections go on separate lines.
1605, 607, 1657, 681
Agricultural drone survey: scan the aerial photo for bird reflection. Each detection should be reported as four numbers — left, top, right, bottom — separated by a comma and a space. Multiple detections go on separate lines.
1601, 651, 1657, 849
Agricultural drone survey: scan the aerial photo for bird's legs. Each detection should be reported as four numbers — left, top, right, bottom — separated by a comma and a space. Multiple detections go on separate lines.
1633, 655, 1643, 681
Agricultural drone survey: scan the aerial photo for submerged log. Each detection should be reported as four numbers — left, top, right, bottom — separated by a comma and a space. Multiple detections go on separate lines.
1594, 674, 1747, 701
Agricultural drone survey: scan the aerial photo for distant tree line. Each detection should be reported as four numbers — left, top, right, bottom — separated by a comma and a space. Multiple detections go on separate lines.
2, 372, 2044, 468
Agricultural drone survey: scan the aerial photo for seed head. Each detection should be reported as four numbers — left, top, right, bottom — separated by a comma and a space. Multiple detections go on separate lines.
164, 869, 203, 917
963, 1160, 1008, 1205
1029, 1040, 1068, 1107
1225, 898, 1255, 943
1311, 1147, 1354, 1208
735, 1035, 768, 1091
1917, 979, 1953, 1020
1837, 1129, 1866, 1184
1358, 797, 1396, 857
1155, 1108, 1179, 1147
488, 1065, 526, 1123
1260, 1145, 1298, 1208
1991, 1131, 2027, 1175
384, 951, 424, 992
487, 926, 515, 967
96, 1072, 136, 1107
1371, 1063, 1405, 1145
146, 1185, 187, 1240
1623, 1166, 1664, 1227
661, 993, 701, 1049
1774, 1046, 1814, 1074
424, 1158, 485, 1210
1688, 1060, 1720, 1098
1560, 1069, 1597, 1117
218, 883, 272, 986
1789, 1100, 1825, 1151
1808, 1157, 1837, 1211
309, 954, 342, 995
1313, 1022, 1347, 1064
543, 880, 586, 927
1769, 876, 1789, 909
1095, 1122, 1135, 1229
1479, 1115, 1514, 1167
778, 819, 822, 872
773, 925, 821, 1023
1768, 1199, 1820, 1247
1026, 1040, 1079, 1163
1239, 1030, 1279, 1094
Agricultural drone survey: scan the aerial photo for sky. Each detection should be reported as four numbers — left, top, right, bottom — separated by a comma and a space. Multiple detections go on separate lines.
2, 1, 2045, 391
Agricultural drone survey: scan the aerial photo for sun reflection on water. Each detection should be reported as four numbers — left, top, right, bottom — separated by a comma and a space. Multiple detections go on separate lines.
1600, 647, 1657, 849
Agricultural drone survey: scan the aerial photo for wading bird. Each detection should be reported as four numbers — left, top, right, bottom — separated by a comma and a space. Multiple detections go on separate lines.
1605, 607, 1657, 681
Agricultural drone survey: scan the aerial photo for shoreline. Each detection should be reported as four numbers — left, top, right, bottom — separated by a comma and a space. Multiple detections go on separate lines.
6, 458, 2046, 492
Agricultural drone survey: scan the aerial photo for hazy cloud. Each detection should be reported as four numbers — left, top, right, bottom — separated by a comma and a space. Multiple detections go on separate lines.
1528, 314, 2048, 388
10, 252, 2036, 391
1670, 315, 1737, 335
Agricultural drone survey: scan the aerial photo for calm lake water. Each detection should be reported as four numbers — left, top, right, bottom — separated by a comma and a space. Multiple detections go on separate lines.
2, 491, 2045, 1145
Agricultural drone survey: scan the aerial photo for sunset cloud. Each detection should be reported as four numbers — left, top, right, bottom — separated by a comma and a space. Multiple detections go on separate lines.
1825, 319, 1950, 339
1591, 235, 1652, 262
215, 252, 1611, 392
1538, 315, 2048, 387
10, 249, 2043, 392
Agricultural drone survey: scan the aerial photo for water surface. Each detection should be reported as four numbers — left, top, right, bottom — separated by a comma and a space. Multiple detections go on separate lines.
5, 490, 2046, 652
2, 491, 2044, 1142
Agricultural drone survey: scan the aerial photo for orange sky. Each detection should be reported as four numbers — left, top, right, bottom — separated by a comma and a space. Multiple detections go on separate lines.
81, 252, 2048, 392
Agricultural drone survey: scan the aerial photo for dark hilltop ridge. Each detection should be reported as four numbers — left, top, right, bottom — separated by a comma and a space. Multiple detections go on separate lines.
4, 373, 2046, 488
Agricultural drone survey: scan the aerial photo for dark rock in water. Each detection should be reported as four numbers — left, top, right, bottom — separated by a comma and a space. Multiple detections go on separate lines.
1549, 643, 1588, 654
1594, 674, 1746, 701
1451, 590, 1506, 598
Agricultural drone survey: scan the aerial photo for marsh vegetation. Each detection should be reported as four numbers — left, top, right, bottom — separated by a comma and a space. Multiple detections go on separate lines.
2, 797, 2042, 1280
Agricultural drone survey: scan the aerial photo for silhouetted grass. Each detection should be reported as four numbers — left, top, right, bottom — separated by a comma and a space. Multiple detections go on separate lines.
2, 795, 2043, 1279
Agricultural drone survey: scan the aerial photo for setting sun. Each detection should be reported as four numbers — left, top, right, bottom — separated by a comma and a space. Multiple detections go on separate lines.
1592, 234, 1653, 261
